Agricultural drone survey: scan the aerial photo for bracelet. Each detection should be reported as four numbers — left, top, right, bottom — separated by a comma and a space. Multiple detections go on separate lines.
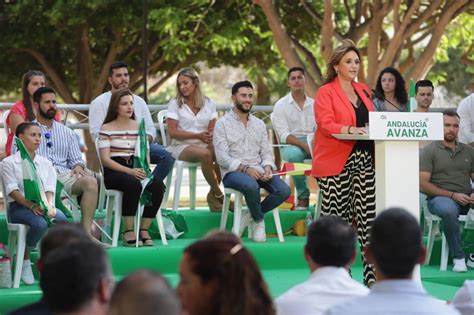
450, 192, 455, 199
348, 126, 352, 134
29, 203, 36, 210
243, 166, 249, 173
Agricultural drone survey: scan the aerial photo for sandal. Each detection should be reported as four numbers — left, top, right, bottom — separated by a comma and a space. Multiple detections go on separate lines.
207, 192, 224, 212
122, 230, 143, 247
139, 229, 155, 246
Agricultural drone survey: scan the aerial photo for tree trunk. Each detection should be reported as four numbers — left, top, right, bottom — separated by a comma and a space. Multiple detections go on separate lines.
253, 0, 318, 96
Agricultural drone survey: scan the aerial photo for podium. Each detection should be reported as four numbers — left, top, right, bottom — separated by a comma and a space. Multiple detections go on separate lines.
335, 112, 443, 220
334, 112, 443, 280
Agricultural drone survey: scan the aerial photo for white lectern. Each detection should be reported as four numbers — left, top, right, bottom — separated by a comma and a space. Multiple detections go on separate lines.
334, 112, 444, 280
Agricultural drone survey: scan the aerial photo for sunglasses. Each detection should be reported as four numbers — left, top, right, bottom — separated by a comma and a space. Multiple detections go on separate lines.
44, 132, 53, 148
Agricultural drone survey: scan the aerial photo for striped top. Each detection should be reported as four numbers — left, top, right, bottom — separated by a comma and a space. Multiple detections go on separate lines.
36, 120, 85, 174
98, 130, 140, 158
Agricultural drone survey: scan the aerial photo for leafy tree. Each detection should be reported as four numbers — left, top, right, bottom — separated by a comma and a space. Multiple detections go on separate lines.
0, 0, 280, 167
253, 0, 474, 94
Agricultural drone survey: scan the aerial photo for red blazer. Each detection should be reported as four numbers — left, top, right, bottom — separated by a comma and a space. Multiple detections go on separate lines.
311, 79, 374, 177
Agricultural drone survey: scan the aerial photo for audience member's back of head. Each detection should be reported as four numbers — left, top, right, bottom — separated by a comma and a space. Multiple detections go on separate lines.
109, 270, 180, 315
40, 241, 111, 313
306, 216, 356, 267
40, 222, 89, 258
370, 207, 422, 278
180, 232, 275, 315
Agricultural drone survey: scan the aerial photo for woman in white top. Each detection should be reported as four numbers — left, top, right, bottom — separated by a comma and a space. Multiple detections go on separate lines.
167, 67, 224, 211
1, 122, 67, 285
98, 89, 165, 247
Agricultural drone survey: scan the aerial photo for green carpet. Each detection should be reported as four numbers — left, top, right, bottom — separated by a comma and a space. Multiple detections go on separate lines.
1, 210, 474, 314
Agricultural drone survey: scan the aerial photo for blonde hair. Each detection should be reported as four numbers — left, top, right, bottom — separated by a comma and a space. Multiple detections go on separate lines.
324, 39, 361, 84
175, 67, 205, 109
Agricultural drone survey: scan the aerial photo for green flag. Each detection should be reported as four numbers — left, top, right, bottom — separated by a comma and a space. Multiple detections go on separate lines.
55, 180, 74, 219
15, 137, 54, 226
133, 119, 153, 206
409, 79, 416, 112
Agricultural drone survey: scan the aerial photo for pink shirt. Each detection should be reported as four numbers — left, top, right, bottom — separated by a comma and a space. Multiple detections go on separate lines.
5, 100, 61, 156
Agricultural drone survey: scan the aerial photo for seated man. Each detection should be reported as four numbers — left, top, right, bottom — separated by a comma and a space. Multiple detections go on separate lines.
33, 87, 99, 240
109, 270, 180, 315
214, 80, 291, 242
326, 208, 459, 315
272, 67, 315, 209
40, 241, 112, 315
276, 216, 369, 315
420, 110, 474, 272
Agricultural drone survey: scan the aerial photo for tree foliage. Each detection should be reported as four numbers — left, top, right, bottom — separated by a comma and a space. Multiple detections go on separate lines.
253, 0, 474, 95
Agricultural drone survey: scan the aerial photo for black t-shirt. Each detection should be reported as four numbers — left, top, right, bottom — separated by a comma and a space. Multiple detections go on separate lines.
352, 97, 372, 152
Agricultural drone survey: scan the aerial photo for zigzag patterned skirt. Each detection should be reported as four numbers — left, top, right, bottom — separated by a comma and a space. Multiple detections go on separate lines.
316, 148, 376, 286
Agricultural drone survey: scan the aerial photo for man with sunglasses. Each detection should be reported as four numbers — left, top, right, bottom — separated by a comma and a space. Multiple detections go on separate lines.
33, 87, 101, 243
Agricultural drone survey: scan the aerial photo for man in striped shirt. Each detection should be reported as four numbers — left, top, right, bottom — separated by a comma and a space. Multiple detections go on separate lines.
33, 87, 100, 240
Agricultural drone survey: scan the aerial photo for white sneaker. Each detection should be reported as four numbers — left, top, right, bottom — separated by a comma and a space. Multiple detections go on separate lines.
453, 258, 467, 273
21, 260, 35, 285
251, 220, 266, 242
238, 210, 252, 237
467, 254, 474, 268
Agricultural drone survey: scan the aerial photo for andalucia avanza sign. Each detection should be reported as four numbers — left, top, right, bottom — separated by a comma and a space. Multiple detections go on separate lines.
369, 112, 443, 141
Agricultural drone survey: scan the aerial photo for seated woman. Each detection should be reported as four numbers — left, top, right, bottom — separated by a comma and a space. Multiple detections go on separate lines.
177, 232, 275, 315
166, 67, 224, 211
5, 70, 61, 156
98, 88, 165, 247
373, 67, 408, 112
1, 122, 67, 285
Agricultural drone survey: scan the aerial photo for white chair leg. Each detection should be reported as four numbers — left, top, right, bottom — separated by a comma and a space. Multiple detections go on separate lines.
440, 233, 449, 271
112, 195, 122, 247
189, 167, 197, 210
135, 206, 144, 248
232, 193, 242, 236
314, 189, 323, 220
220, 193, 231, 230
161, 167, 173, 210
173, 163, 184, 211
13, 227, 26, 288
7, 231, 16, 259
156, 209, 168, 245
425, 220, 435, 265
273, 209, 285, 243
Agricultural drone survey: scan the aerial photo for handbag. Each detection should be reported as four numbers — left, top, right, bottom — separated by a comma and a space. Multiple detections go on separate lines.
0, 243, 12, 288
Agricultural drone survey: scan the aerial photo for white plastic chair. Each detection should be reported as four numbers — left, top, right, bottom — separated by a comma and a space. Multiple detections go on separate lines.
1, 167, 29, 288
157, 110, 200, 210
421, 193, 466, 270
220, 188, 284, 242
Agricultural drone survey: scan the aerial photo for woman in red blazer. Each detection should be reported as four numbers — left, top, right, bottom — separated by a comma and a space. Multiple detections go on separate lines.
312, 39, 376, 286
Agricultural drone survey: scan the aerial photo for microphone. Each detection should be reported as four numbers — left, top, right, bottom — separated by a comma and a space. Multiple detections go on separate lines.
371, 89, 403, 112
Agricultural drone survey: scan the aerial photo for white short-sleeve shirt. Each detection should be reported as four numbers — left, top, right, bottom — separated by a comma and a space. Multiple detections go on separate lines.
1, 151, 57, 203
167, 97, 217, 146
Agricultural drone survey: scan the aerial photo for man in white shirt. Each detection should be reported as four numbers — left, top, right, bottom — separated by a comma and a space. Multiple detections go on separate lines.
276, 216, 369, 315
89, 61, 174, 181
272, 67, 316, 210
457, 83, 474, 146
214, 80, 291, 242
326, 208, 460, 315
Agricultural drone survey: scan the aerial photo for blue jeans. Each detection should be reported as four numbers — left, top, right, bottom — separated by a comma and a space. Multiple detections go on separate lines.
280, 142, 311, 199
223, 172, 291, 222
9, 202, 67, 250
427, 196, 468, 259
150, 143, 175, 182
